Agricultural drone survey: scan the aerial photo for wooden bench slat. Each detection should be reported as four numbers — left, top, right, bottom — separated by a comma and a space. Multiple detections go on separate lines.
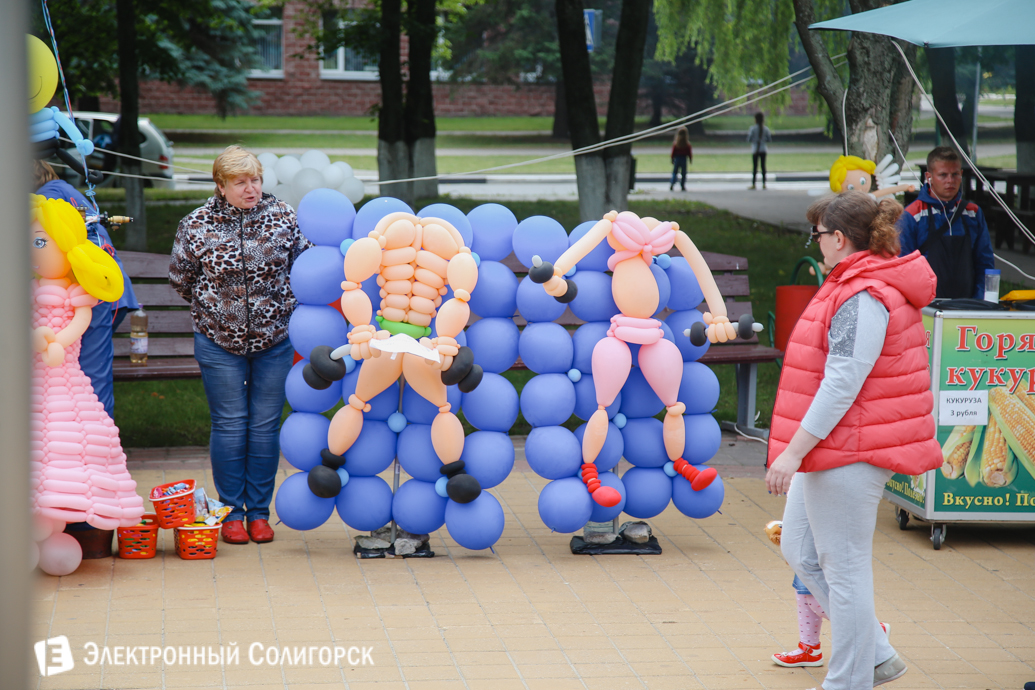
131, 283, 188, 307
115, 310, 194, 334
113, 337, 195, 358
113, 358, 200, 380
698, 344, 782, 365
118, 251, 172, 279
714, 273, 750, 297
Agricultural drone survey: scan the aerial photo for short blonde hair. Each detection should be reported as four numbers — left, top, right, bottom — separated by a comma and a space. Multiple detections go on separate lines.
213, 145, 263, 197
829, 155, 876, 193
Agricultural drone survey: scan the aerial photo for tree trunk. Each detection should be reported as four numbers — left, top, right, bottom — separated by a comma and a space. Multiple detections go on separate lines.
648, 87, 663, 128
1016, 45, 1035, 174
927, 47, 969, 155
552, 80, 570, 139
405, 0, 438, 201
602, 0, 651, 213
377, 0, 412, 204
556, 0, 604, 220
888, 42, 917, 168
116, 0, 146, 251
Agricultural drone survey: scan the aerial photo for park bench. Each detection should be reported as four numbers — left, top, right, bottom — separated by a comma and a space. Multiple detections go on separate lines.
113, 248, 780, 438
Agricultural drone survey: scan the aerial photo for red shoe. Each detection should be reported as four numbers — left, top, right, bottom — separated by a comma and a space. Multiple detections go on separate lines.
221, 520, 249, 544
248, 519, 275, 543
772, 642, 823, 668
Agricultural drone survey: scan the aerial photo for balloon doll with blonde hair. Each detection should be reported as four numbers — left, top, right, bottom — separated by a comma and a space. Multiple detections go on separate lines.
530, 210, 759, 507
30, 196, 145, 538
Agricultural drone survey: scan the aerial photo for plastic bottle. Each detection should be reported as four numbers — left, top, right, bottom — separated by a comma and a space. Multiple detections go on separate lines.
984, 269, 1001, 303
130, 306, 148, 365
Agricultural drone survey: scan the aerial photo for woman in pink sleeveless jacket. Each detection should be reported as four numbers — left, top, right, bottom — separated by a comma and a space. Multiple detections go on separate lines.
766, 191, 941, 690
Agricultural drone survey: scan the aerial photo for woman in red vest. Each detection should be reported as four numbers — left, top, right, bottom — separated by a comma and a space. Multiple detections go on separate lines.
766, 191, 941, 690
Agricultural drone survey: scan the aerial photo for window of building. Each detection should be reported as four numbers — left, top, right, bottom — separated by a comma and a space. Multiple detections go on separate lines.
320, 11, 379, 81
252, 7, 284, 78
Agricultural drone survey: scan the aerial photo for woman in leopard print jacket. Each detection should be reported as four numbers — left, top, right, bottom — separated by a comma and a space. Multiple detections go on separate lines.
170, 145, 311, 546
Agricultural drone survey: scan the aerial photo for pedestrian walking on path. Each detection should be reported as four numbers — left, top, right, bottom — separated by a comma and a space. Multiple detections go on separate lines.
670, 127, 692, 191
766, 191, 942, 690
747, 112, 772, 190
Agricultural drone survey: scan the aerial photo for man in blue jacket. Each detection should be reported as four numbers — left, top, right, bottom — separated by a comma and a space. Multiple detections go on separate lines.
897, 146, 995, 299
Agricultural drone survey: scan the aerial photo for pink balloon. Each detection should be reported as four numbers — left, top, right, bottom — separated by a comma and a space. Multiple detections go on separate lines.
37, 532, 82, 576
591, 337, 632, 407
31, 514, 57, 542
637, 338, 683, 407
29, 541, 40, 570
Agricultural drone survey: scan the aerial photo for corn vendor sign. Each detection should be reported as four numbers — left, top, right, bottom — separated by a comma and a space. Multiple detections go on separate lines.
885, 307, 1035, 548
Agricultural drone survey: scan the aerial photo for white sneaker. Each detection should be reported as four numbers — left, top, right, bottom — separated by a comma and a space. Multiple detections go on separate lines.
874, 654, 908, 686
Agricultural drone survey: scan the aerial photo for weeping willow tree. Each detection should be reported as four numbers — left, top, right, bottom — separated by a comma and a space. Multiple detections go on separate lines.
653, 0, 917, 164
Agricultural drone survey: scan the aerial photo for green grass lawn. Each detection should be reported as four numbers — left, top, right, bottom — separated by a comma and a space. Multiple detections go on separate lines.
110, 196, 811, 446
150, 114, 559, 132
702, 114, 828, 131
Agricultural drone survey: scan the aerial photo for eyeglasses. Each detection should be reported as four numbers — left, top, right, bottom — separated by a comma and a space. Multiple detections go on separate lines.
805, 225, 835, 247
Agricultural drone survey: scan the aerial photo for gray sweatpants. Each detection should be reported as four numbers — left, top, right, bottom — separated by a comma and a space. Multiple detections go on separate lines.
781, 463, 897, 690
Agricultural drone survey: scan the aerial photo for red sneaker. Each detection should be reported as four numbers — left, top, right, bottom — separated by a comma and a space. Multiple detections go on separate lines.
772, 642, 823, 668
221, 520, 249, 544
248, 519, 275, 544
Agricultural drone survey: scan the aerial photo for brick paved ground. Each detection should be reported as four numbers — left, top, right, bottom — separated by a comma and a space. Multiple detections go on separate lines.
31, 434, 1035, 690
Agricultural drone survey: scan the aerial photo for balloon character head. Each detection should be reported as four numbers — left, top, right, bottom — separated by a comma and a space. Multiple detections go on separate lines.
829, 155, 876, 194
31, 195, 123, 302
28, 35, 58, 114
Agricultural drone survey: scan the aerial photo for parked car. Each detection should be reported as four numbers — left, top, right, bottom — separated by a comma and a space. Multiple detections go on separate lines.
51, 112, 175, 189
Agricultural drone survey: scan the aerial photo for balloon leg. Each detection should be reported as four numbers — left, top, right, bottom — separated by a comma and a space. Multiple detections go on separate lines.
582, 408, 609, 465
431, 411, 464, 465
328, 354, 402, 455
328, 405, 364, 456
673, 458, 718, 491
663, 404, 686, 462
581, 462, 620, 507
590, 335, 631, 407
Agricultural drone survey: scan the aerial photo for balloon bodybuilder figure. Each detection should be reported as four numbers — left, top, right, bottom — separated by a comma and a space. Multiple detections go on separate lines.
531, 210, 752, 507
306, 212, 485, 503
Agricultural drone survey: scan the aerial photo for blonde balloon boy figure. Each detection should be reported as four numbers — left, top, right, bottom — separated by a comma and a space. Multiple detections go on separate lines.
829, 154, 915, 199
30, 196, 145, 531
310, 212, 485, 503
530, 210, 757, 507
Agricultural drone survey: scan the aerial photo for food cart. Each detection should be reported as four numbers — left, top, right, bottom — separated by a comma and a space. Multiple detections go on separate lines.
883, 304, 1035, 549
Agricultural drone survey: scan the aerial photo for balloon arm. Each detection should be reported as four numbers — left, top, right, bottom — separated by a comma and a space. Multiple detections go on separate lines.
871, 184, 915, 198
672, 231, 727, 319
52, 111, 94, 156
330, 344, 352, 360
551, 218, 612, 277
54, 305, 93, 347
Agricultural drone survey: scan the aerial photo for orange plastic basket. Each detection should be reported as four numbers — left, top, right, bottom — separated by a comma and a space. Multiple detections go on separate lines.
116, 513, 159, 559
173, 524, 220, 560
149, 479, 197, 529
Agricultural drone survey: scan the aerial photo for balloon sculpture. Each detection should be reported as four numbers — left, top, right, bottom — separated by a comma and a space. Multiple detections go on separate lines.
257, 150, 367, 208
29, 196, 145, 575
829, 154, 915, 199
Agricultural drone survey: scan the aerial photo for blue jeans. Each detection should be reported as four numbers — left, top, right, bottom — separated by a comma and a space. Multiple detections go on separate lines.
670, 155, 688, 189
80, 304, 129, 419
193, 333, 295, 522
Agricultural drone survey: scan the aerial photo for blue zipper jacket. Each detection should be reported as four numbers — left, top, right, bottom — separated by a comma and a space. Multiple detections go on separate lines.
896, 183, 995, 300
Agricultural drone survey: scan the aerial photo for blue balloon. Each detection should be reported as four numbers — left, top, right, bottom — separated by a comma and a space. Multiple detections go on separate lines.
520, 373, 576, 427
465, 317, 519, 374
519, 322, 573, 374
468, 260, 518, 318
628, 321, 675, 368
353, 197, 413, 240
672, 472, 725, 519
516, 275, 567, 323
340, 365, 399, 421
445, 492, 505, 550
574, 421, 624, 472
621, 467, 673, 519
402, 382, 462, 425
569, 271, 618, 323
274, 472, 335, 530
665, 256, 705, 311
681, 413, 722, 465
512, 215, 568, 268
290, 246, 346, 306
461, 372, 519, 432
571, 322, 610, 374
665, 309, 710, 363
279, 412, 330, 471
525, 426, 581, 480
387, 411, 407, 433
297, 188, 356, 246
396, 424, 441, 482
650, 263, 671, 318
335, 475, 393, 531
678, 362, 720, 414
570, 220, 612, 272
620, 417, 666, 468
289, 305, 348, 360
343, 420, 397, 476
619, 367, 664, 419
572, 374, 621, 422
461, 430, 514, 490
468, 203, 518, 262
359, 273, 381, 312
538, 477, 593, 533
285, 360, 342, 413
417, 203, 474, 248
392, 479, 448, 534
588, 471, 626, 523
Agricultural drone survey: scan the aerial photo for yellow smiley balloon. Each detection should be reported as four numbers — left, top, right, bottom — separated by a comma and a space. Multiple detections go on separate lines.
28, 35, 58, 113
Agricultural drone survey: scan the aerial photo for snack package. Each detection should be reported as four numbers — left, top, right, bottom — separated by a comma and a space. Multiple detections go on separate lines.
764, 520, 782, 546
193, 487, 211, 521
205, 506, 232, 526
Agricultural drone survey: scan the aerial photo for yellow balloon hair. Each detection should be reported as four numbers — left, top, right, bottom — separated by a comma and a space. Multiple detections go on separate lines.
829, 155, 876, 193
30, 195, 124, 302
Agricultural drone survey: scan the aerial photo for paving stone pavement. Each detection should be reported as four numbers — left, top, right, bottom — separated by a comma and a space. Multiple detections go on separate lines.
32, 433, 1035, 690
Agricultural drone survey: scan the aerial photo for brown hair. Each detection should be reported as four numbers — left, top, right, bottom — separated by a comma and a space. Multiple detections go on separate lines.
806, 190, 902, 257
673, 127, 689, 147
212, 145, 263, 198
755, 112, 764, 125
927, 146, 960, 170
33, 160, 59, 189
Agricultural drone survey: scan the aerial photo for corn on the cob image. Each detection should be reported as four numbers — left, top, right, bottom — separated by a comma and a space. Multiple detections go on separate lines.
964, 410, 1017, 489
941, 425, 976, 479
989, 387, 1035, 483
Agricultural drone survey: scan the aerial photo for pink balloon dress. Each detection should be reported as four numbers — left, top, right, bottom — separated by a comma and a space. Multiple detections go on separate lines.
30, 279, 145, 530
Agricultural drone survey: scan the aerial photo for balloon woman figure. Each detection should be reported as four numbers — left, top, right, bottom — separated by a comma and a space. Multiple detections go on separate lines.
30, 196, 145, 530
531, 210, 755, 507
306, 212, 484, 503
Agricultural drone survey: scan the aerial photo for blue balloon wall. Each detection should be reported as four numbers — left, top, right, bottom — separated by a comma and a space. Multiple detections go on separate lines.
571, 322, 610, 374
573, 422, 624, 473
569, 271, 618, 323
352, 197, 413, 240
402, 382, 462, 425
280, 412, 330, 472
343, 420, 397, 476
618, 367, 664, 419
671, 473, 724, 519
396, 424, 441, 482
650, 263, 671, 318
664, 256, 705, 311
445, 492, 505, 550
524, 426, 581, 480
681, 413, 722, 466
516, 275, 568, 324
465, 317, 519, 373
512, 215, 568, 268
289, 305, 349, 361
297, 188, 355, 246
520, 373, 576, 427
336, 475, 393, 531
461, 373, 518, 432
417, 203, 473, 248
569, 220, 612, 272
538, 477, 594, 533
468, 203, 517, 262
290, 246, 346, 306
340, 365, 399, 421
392, 479, 447, 534
587, 471, 626, 523
665, 309, 710, 363
678, 362, 721, 414
519, 322, 573, 374
468, 260, 518, 318
620, 417, 667, 468
461, 431, 514, 490
572, 375, 621, 422
285, 360, 341, 413
275, 472, 336, 530
621, 467, 673, 519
